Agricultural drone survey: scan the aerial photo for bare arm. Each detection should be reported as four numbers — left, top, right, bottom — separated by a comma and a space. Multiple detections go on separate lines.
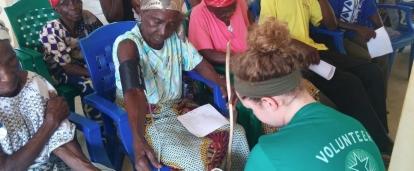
369, 12, 384, 29
0, 121, 59, 171
198, 49, 226, 65
99, 0, 125, 22
193, 59, 224, 86
0, 95, 69, 171
117, 40, 160, 171
318, 0, 338, 30
53, 140, 98, 171
62, 64, 90, 77
337, 12, 383, 42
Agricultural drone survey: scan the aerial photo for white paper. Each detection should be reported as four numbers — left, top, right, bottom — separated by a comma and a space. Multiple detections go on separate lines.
309, 60, 336, 80
367, 26, 393, 58
177, 104, 229, 137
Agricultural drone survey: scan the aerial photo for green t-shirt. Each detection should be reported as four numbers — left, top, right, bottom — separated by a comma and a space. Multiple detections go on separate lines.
245, 103, 385, 171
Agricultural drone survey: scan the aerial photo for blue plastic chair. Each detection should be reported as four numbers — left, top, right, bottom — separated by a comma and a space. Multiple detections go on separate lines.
249, 0, 261, 21
79, 21, 227, 170
386, 1, 414, 74
310, 27, 347, 55
68, 113, 113, 168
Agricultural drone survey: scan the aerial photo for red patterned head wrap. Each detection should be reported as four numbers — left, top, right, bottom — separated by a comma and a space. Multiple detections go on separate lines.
49, 0, 61, 8
204, 0, 236, 7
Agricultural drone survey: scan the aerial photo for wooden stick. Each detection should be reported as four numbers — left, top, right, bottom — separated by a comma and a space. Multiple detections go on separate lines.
225, 41, 234, 171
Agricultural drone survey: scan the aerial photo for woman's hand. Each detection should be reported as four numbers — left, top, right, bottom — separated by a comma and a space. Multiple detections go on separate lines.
291, 39, 320, 66
133, 137, 161, 171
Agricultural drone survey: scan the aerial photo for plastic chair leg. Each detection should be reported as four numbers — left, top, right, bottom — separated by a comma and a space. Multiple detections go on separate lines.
409, 43, 414, 77
388, 51, 398, 74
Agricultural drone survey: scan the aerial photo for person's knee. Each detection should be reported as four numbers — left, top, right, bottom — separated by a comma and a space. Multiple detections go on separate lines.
358, 63, 385, 85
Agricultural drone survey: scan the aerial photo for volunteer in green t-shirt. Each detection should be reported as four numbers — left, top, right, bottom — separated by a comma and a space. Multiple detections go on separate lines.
232, 18, 386, 171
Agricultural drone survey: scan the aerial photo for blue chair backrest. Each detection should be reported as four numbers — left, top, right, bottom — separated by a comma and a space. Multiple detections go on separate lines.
80, 21, 136, 100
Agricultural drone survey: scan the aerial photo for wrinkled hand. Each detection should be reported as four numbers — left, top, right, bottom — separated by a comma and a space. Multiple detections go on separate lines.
133, 138, 161, 171
131, 0, 141, 14
218, 78, 238, 110
292, 39, 320, 66
45, 92, 70, 125
356, 26, 376, 42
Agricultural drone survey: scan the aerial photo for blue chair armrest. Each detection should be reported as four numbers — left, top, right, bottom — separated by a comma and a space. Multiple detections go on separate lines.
83, 93, 171, 171
310, 27, 347, 54
83, 93, 134, 158
378, 3, 414, 31
185, 71, 228, 116
68, 112, 113, 168
398, 1, 414, 7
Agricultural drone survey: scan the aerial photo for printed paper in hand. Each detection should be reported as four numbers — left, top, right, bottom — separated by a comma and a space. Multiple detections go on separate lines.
309, 60, 336, 80
367, 26, 393, 58
177, 104, 229, 137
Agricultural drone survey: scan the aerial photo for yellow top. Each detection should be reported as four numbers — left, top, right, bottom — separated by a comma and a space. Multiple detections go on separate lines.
259, 0, 328, 50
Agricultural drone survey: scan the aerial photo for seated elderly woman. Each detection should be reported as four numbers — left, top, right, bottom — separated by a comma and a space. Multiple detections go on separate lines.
112, 0, 249, 170
40, 0, 103, 121
188, 0, 250, 65
0, 21, 98, 171
235, 18, 386, 171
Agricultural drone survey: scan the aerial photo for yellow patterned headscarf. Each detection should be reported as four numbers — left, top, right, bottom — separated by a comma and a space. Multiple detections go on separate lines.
140, 0, 183, 12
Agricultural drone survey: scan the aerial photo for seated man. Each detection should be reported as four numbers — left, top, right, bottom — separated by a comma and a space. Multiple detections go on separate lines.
40, 0, 102, 121
328, 0, 389, 79
236, 18, 386, 171
112, 0, 250, 170
260, 0, 393, 156
0, 20, 98, 171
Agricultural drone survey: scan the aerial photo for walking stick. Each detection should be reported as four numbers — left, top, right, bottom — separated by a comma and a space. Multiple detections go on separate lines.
225, 41, 234, 171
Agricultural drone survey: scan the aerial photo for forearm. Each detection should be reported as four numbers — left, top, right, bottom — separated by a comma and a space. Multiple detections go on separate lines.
369, 13, 384, 29
0, 121, 58, 171
318, 0, 337, 29
199, 49, 226, 65
338, 20, 364, 31
62, 64, 90, 77
194, 59, 224, 86
99, 0, 125, 22
53, 141, 98, 171
124, 90, 148, 145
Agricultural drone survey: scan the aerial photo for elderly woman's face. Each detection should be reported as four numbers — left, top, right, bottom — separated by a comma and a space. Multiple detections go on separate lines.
207, 2, 236, 25
56, 0, 83, 22
0, 41, 20, 97
140, 10, 183, 49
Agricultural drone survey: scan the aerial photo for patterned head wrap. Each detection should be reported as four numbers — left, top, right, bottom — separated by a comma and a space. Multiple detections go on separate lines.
49, 0, 62, 8
140, 0, 183, 12
0, 20, 10, 40
204, 0, 236, 7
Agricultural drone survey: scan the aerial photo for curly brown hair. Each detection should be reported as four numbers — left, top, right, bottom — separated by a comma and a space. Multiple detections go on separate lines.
231, 17, 309, 82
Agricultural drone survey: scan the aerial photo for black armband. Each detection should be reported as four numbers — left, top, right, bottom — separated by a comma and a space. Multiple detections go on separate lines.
119, 58, 145, 94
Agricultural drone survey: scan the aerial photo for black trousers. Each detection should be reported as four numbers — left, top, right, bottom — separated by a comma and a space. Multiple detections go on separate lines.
303, 50, 392, 154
